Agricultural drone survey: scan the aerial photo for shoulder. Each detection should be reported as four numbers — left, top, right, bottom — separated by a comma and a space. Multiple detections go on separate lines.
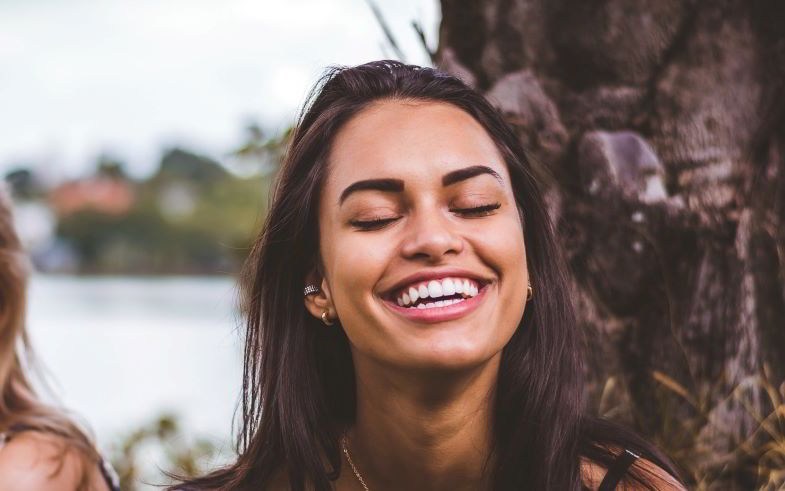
628, 456, 687, 491
0, 431, 108, 491
580, 453, 686, 491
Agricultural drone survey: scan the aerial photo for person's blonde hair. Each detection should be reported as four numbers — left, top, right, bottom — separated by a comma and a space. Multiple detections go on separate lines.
0, 184, 101, 490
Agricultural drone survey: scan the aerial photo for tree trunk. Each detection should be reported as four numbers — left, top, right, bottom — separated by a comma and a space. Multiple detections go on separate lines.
437, 0, 785, 487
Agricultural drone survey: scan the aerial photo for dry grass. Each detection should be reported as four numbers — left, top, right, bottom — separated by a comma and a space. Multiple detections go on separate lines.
598, 365, 785, 490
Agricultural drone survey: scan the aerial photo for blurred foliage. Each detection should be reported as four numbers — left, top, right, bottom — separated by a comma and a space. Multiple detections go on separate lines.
57, 171, 267, 274
109, 412, 228, 491
230, 123, 291, 177
95, 155, 129, 180
53, 134, 287, 275
5, 168, 40, 200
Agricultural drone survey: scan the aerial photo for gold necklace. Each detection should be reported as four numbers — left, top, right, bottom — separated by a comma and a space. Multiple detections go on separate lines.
341, 433, 370, 491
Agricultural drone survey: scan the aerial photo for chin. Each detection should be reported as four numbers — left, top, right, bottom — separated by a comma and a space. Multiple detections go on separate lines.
400, 338, 502, 373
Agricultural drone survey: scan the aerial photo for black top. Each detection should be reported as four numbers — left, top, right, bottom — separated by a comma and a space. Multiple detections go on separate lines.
0, 424, 120, 491
598, 448, 641, 490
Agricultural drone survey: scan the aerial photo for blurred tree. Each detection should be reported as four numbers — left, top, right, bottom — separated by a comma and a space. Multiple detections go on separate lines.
95, 154, 129, 180
4, 167, 40, 200
156, 148, 229, 185
437, 0, 784, 487
230, 123, 292, 177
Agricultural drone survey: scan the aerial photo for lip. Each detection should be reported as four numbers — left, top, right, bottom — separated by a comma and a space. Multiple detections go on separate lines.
381, 268, 493, 300
381, 282, 491, 324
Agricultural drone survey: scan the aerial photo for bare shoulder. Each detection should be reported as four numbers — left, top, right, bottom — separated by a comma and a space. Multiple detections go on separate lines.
580, 455, 609, 489
0, 431, 108, 491
627, 456, 687, 491
580, 454, 686, 491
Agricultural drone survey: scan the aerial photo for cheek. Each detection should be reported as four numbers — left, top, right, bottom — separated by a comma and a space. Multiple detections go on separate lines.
478, 215, 528, 301
484, 215, 527, 270
322, 233, 393, 309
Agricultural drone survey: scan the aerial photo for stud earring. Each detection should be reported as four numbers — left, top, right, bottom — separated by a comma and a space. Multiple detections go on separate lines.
321, 310, 334, 326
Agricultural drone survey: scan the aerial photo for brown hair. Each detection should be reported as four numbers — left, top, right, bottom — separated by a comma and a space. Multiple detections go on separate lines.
174, 60, 685, 490
0, 184, 102, 490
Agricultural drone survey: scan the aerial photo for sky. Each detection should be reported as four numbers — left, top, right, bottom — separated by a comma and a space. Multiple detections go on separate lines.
0, 0, 440, 180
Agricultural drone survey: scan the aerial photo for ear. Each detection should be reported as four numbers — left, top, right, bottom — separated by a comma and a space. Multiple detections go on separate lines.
304, 270, 335, 321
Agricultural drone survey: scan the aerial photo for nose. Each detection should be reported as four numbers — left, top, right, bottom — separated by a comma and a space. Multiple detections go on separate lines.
400, 205, 464, 262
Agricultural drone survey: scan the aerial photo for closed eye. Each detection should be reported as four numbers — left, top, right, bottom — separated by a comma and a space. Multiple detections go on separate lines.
451, 203, 501, 216
349, 203, 501, 231
350, 216, 401, 231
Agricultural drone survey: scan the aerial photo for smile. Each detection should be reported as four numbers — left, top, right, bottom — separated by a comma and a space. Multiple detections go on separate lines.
382, 277, 490, 323
394, 277, 481, 309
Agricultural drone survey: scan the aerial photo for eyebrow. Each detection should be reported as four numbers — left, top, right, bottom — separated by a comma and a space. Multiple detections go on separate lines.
442, 165, 503, 187
339, 178, 404, 205
338, 165, 503, 205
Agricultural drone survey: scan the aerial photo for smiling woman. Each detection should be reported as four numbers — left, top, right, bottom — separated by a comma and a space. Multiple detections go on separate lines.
172, 61, 687, 490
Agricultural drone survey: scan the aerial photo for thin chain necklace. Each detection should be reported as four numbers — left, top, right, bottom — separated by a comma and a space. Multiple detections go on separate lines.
341, 433, 370, 491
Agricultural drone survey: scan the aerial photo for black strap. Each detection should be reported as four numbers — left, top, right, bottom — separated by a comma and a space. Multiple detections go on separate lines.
598, 449, 640, 491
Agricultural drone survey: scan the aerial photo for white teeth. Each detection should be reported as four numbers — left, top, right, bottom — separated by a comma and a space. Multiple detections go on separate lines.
395, 277, 484, 307
442, 278, 455, 296
397, 296, 469, 309
427, 280, 443, 298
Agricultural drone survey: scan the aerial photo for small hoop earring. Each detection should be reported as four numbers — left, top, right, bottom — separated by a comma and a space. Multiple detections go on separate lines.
526, 283, 533, 301
321, 311, 334, 326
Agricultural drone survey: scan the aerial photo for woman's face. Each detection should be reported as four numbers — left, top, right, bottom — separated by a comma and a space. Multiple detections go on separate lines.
312, 100, 528, 372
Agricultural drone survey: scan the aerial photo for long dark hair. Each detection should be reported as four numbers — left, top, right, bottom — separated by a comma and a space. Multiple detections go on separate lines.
175, 61, 685, 490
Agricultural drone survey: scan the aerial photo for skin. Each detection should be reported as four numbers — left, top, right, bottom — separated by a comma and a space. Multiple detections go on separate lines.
0, 431, 109, 491
304, 100, 686, 491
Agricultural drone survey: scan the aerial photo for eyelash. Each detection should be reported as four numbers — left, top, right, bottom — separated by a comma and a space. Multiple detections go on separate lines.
350, 203, 501, 231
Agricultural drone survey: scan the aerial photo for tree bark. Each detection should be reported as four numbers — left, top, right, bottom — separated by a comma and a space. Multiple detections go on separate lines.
437, 0, 785, 487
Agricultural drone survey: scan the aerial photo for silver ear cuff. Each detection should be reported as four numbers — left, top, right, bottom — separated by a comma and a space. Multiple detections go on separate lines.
303, 284, 320, 296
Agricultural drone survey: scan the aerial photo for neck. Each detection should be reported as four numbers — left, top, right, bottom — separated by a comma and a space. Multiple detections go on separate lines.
345, 354, 500, 491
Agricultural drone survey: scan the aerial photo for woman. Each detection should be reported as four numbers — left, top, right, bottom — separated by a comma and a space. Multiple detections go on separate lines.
176, 61, 687, 490
0, 185, 119, 491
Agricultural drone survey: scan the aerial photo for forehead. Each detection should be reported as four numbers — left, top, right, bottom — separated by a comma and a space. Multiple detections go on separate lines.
324, 100, 510, 195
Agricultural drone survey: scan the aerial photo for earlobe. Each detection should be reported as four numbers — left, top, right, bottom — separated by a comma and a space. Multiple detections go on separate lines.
303, 274, 334, 323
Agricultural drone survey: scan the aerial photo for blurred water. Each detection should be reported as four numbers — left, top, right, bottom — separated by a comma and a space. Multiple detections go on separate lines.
25, 275, 244, 455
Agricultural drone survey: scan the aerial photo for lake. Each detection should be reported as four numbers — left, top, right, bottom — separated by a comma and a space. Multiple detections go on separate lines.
25, 275, 244, 481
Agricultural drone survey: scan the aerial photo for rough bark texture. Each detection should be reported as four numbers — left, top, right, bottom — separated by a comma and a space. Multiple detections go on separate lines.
438, 0, 785, 487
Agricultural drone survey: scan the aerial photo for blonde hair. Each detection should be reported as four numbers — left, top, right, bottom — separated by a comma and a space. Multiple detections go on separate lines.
0, 185, 101, 490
